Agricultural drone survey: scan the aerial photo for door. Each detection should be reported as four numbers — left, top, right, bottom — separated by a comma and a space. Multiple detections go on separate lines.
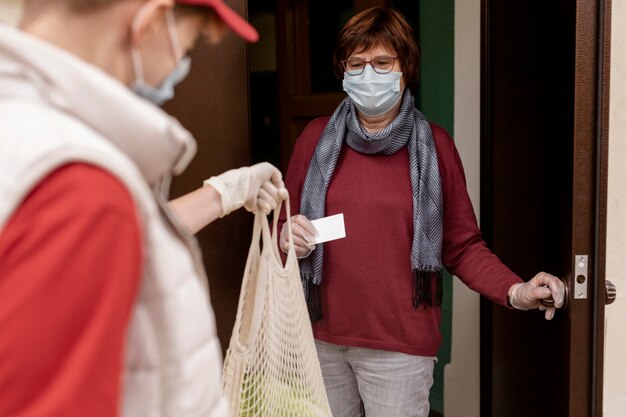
480, 0, 611, 416
277, 0, 353, 170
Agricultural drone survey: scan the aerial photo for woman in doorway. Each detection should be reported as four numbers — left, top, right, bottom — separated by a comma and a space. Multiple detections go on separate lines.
279, 7, 565, 417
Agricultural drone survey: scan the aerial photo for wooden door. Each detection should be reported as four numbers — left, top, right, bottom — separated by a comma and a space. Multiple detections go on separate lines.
480, 0, 611, 416
275, 0, 390, 170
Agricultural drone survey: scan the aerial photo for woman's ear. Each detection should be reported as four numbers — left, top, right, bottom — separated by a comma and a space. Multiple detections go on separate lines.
130, 0, 174, 47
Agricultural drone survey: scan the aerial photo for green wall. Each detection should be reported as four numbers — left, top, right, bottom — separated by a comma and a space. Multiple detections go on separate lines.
417, 1, 455, 133
417, 0, 455, 414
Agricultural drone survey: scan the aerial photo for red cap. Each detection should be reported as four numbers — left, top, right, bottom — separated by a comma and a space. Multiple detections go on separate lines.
175, 0, 259, 42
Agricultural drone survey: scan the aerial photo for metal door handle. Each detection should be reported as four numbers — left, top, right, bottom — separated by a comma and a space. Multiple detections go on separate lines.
539, 280, 569, 309
541, 279, 616, 306
605, 280, 617, 305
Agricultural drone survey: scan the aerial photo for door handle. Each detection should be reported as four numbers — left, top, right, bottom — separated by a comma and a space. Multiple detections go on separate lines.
541, 279, 616, 307
605, 280, 617, 305
541, 255, 587, 308
539, 279, 569, 309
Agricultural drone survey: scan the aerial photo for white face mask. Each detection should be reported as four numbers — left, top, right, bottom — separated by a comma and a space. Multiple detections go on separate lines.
131, 9, 191, 106
342, 66, 403, 117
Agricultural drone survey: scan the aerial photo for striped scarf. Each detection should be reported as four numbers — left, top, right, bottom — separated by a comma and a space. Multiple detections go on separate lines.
300, 91, 443, 321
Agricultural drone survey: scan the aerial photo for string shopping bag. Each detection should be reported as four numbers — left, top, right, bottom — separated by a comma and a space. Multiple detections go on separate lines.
222, 200, 332, 417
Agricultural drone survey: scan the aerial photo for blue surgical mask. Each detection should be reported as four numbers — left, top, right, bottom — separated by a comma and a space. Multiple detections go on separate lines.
132, 57, 191, 106
131, 9, 190, 106
342, 66, 403, 117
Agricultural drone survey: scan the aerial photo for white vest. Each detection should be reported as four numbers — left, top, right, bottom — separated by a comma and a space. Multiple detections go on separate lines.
0, 25, 230, 417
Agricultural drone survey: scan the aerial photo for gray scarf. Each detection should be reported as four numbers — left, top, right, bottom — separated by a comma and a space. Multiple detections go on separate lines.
300, 91, 443, 320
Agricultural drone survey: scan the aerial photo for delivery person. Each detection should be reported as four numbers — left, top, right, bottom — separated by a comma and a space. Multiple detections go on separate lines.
0, 0, 284, 416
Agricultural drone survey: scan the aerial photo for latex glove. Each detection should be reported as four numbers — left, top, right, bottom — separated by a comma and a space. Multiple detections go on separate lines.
508, 272, 565, 320
204, 162, 288, 217
280, 214, 318, 258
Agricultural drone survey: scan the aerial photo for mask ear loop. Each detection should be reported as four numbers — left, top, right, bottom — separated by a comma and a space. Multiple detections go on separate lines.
130, 6, 146, 84
130, 50, 145, 84
131, 7, 181, 86
166, 9, 183, 62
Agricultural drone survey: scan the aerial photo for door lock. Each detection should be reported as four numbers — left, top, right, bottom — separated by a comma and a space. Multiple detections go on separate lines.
574, 255, 588, 300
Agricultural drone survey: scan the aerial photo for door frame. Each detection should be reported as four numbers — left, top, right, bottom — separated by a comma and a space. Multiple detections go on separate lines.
593, 0, 611, 413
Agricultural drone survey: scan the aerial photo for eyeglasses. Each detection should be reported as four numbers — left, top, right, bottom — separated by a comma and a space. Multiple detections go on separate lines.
341, 56, 399, 75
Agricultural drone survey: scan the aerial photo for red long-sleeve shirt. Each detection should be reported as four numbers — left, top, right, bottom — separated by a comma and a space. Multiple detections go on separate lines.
0, 163, 142, 417
281, 117, 522, 356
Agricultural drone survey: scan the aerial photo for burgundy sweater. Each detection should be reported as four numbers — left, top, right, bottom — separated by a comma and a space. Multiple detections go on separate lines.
280, 117, 522, 356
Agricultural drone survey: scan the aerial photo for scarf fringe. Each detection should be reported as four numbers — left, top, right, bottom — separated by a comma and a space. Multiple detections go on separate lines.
303, 278, 323, 321
412, 270, 443, 309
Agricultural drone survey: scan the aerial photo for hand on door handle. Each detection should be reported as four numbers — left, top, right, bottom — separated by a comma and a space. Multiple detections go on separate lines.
508, 272, 566, 320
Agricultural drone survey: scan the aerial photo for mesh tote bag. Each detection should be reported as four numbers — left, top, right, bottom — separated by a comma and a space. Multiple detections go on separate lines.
222, 200, 332, 417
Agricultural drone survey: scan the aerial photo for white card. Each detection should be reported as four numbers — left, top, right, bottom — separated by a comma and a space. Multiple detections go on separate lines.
310, 213, 346, 244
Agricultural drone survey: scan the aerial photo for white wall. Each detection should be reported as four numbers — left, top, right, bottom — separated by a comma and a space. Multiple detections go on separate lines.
603, 1, 626, 415
0, 0, 22, 25
444, 0, 481, 416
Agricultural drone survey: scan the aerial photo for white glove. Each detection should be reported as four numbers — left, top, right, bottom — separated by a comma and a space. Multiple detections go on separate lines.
508, 272, 565, 320
280, 214, 318, 258
204, 162, 288, 217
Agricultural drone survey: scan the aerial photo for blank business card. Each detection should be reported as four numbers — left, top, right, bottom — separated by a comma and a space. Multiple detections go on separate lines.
310, 213, 346, 244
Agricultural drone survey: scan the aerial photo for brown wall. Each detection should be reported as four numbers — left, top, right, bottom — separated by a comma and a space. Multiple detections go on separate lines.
164, 0, 252, 352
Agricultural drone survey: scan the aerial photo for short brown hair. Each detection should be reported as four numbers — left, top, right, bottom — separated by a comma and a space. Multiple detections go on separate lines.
333, 7, 421, 92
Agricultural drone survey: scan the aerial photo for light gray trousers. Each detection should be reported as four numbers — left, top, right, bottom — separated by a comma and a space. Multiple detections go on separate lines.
315, 340, 436, 417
